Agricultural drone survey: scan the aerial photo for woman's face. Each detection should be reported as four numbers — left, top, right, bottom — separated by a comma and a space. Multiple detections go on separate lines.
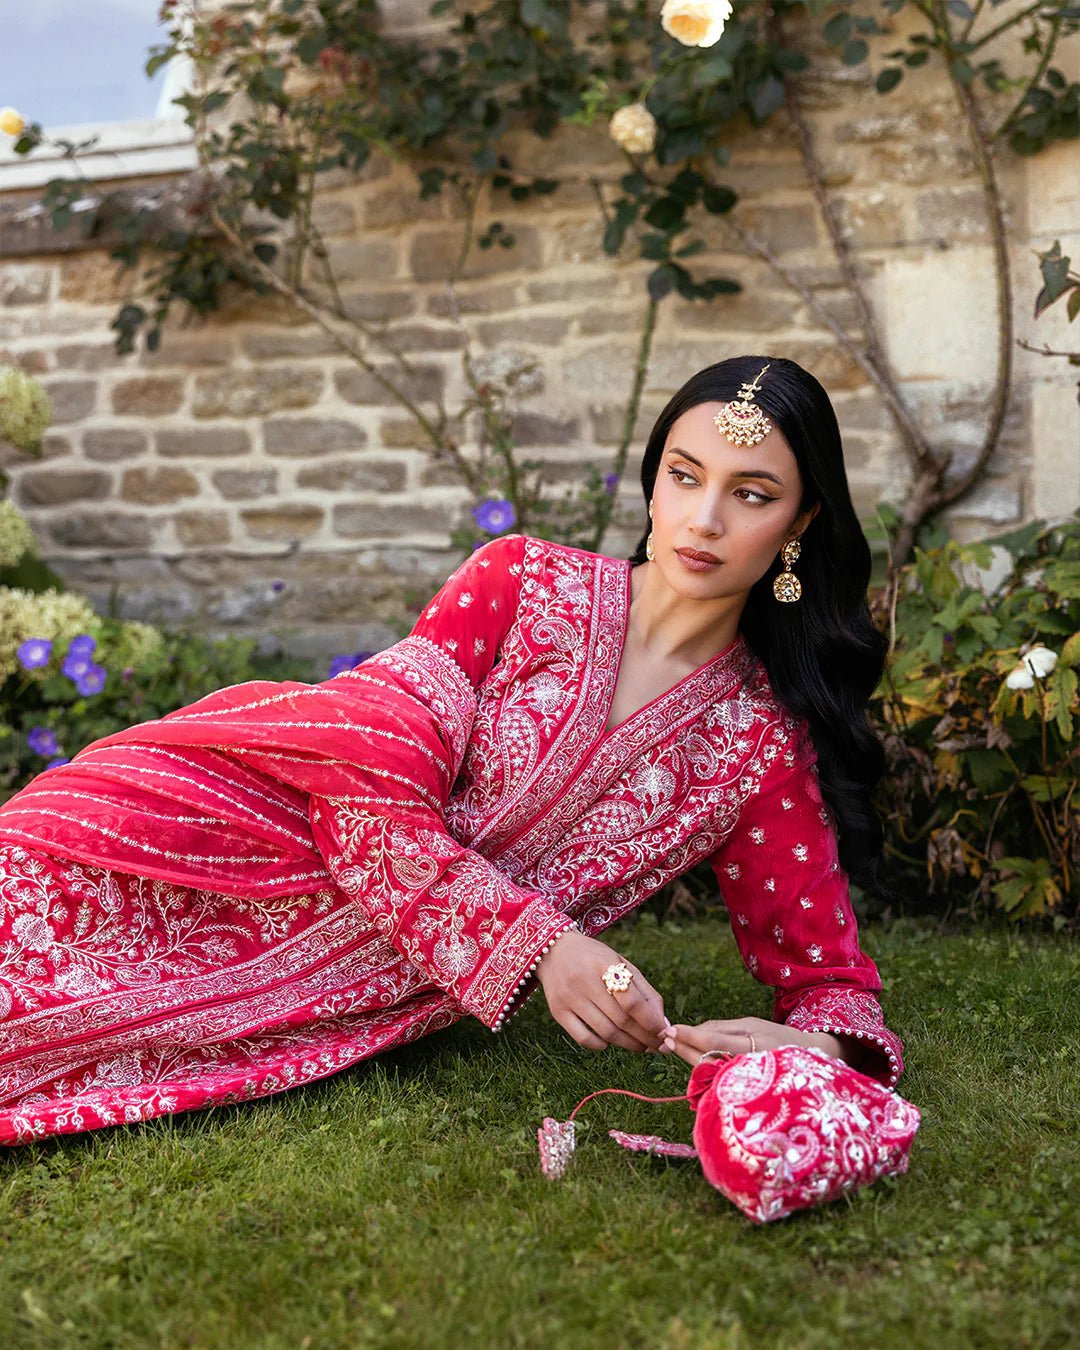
648, 400, 817, 600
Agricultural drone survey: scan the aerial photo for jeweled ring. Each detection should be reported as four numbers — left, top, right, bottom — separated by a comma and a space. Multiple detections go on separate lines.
601, 961, 633, 995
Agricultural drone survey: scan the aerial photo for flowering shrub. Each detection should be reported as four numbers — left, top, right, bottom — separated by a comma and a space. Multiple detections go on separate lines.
871, 513, 1080, 923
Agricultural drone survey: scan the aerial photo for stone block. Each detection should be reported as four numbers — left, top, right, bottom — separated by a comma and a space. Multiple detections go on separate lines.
427, 283, 520, 317
83, 428, 149, 462
17, 468, 112, 506
1, 347, 49, 373
242, 329, 340, 360
667, 289, 795, 334
241, 504, 325, 541
323, 237, 402, 284
340, 290, 418, 322
877, 250, 996, 382
590, 400, 666, 446
175, 512, 234, 547
781, 340, 868, 392
1031, 380, 1080, 519
945, 476, 1023, 525
335, 364, 445, 407
914, 188, 989, 243
43, 379, 96, 424
410, 226, 542, 282
834, 192, 908, 248
310, 196, 358, 236
563, 343, 641, 399
525, 276, 617, 305
111, 376, 185, 416
47, 512, 153, 549
55, 343, 124, 372
332, 501, 455, 537
0, 264, 50, 305
737, 204, 820, 254
509, 412, 580, 446
157, 427, 252, 458
212, 468, 279, 500
476, 315, 570, 346
363, 183, 447, 230
264, 418, 369, 457
193, 369, 324, 418
121, 466, 200, 504
296, 458, 408, 492
58, 256, 129, 304
384, 324, 465, 353
139, 335, 234, 368
377, 418, 442, 450
576, 306, 650, 338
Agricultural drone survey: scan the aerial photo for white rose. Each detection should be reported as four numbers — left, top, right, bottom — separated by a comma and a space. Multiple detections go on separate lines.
1023, 645, 1058, 679
608, 102, 658, 155
1005, 665, 1035, 691
660, 0, 733, 48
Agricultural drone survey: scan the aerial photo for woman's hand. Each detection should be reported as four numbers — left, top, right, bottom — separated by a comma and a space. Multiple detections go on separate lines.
661, 1016, 849, 1068
536, 929, 670, 1053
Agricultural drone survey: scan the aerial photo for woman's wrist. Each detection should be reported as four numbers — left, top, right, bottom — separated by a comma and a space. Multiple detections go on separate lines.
802, 1030, 850, 1063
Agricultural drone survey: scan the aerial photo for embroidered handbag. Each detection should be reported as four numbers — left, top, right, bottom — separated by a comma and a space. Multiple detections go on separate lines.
538, 1044, 921, 1224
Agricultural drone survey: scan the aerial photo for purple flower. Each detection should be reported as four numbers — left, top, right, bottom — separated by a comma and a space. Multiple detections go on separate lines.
74, 663, 107, 697
62, 650, 93, 681
45, 757, 70, 770
270, 580, 286, 594
17, 638, 52, 670
26, 727, 60, 757
327, 650, 374, 679
604, 472, 619, 494
471, 497, 517, 535
67, 634, 97, 657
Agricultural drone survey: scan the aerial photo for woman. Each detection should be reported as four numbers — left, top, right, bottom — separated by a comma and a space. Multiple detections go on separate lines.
0, 355, 903, 1144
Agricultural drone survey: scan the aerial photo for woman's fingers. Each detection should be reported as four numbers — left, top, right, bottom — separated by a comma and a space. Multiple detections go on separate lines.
561, 1010, 607, 1053
582, 1002, 654, 1053
662, 1020, 759, 1067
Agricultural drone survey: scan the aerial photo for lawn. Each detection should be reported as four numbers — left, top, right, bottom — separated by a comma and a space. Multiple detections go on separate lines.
0, 915, 1077, 1350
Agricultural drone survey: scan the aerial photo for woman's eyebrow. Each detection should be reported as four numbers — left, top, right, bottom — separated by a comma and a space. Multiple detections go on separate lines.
667, 447, 785, 487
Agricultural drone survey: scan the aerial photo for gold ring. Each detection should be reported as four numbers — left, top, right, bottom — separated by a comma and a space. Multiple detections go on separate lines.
601, 961, 633, 995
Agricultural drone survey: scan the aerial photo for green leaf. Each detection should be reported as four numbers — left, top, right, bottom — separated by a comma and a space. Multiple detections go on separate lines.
1067, 287, 1080, 323
842, 39, 869, 66
647, 264, 676, 301
947, 0, 975, 18
644, 196, 686, 231
702, 183, 737, 214
876, 67, 904, 95
748, 76, 786, 123
823, 13, 853, 45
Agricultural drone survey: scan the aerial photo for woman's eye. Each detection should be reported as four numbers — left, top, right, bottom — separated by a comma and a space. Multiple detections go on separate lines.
666, 467, 697, 485
735, 487, 776, 505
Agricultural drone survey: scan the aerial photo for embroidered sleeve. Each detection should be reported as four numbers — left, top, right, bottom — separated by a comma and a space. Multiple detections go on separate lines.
708, 723, 904, 1087
308, 534, 576, 1030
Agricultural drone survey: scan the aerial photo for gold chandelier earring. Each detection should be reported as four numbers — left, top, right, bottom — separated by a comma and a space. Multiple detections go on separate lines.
646, 500, 655, 561
773, 537, 803, 603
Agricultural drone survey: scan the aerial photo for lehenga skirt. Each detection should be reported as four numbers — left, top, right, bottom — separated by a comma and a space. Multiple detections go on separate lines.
0, 843, 460, 1144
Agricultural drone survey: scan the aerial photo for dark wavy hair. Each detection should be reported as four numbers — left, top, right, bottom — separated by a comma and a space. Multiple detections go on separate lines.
628, 354, 889, 897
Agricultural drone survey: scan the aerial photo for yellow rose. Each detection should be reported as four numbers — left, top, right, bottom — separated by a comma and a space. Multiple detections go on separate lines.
609, 102, 658, 156
660, 0, 733, 48
0, 107, 25, 137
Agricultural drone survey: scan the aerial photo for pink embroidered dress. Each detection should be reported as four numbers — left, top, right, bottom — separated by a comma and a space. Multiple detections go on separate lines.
0, 534, 903, 1143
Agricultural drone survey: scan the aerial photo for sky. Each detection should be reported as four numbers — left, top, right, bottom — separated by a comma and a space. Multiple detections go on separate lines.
0, 0, 172, 128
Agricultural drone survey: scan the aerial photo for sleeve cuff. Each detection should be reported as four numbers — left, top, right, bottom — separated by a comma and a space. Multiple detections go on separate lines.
459, 900, 579, 1031
783, 987, 904, 1088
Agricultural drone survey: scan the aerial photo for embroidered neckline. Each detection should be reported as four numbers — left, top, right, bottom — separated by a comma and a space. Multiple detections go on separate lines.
598, 556, 751, 743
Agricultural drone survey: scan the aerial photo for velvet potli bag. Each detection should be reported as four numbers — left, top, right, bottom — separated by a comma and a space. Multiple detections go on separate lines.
538, 1045, 921, 1224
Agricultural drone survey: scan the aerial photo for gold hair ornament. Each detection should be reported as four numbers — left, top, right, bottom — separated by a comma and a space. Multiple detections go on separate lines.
714, 364, 773, 447
773, 537, 802, 603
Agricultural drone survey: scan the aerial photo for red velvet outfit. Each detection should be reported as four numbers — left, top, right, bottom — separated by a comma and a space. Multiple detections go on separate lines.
0, 534, 903, 1143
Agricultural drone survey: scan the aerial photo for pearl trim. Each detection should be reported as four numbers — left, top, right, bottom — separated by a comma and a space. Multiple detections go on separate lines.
491, 920, 579, 1031
793, 1019, 902, 1090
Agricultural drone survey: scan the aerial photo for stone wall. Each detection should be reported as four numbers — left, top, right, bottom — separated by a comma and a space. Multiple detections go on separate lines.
1, 10, 1078, 660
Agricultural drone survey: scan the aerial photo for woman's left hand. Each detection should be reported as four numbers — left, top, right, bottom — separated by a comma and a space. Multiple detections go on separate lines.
660, 1016, 848, 1067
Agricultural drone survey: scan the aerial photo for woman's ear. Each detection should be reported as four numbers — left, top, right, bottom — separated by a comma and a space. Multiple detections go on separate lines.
794, 501, 821, 538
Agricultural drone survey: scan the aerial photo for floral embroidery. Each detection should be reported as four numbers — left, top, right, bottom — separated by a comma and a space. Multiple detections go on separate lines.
750, 827, 766, 844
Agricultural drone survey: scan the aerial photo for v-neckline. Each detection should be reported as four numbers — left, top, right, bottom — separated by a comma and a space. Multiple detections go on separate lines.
598, 557, 748, 743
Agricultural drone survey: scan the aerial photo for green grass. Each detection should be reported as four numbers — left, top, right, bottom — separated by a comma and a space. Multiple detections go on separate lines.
1, 916, 1077, 1350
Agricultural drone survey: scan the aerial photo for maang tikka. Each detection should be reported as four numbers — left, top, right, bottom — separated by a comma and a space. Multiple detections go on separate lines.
713, 364, 773, 447
773, 537, 803, 603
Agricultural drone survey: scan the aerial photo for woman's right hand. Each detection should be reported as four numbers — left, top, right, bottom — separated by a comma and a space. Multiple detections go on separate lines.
536, 929, 670, 1053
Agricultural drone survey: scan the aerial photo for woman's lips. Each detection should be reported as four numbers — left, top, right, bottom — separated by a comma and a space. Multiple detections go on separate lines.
675, 548, 722, 572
